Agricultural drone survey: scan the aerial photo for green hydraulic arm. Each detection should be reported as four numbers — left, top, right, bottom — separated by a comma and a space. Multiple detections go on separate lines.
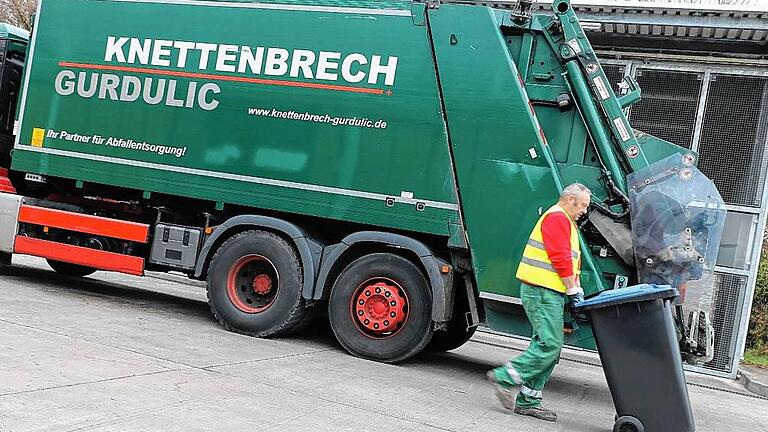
541, 0, 655, 194
497, 0, 650, 198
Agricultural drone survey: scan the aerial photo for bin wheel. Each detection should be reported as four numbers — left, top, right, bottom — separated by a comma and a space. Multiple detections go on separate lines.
614, 416, 644, 432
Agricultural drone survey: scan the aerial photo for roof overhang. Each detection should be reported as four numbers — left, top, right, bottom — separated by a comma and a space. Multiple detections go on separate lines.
464, 0, 768, 42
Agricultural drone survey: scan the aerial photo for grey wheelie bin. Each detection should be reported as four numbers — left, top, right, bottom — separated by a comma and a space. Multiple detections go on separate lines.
574, 284, 694, 432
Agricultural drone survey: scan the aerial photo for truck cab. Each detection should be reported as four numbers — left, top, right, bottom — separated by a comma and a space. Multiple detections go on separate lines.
0, 24, 27, 168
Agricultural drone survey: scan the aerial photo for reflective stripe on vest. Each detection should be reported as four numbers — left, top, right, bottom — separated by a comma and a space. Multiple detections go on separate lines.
516, 205, 581, 293
527, 239, 579, 259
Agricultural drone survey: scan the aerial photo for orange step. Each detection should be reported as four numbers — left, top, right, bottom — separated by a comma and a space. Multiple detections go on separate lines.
14, 236, 145, 276
18, 205, 149, 243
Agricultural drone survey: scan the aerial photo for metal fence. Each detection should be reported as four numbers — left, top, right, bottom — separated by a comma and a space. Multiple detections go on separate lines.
601, 59, 768, 378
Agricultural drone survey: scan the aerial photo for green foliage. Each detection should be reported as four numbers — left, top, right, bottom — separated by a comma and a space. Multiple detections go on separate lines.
744, 348, 768, 368
757, 236, 768, 305
0, 0, 37, 31
746, 236, 768, 352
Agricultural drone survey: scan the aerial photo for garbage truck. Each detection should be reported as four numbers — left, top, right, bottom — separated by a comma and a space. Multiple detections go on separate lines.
0, 0, 726, 365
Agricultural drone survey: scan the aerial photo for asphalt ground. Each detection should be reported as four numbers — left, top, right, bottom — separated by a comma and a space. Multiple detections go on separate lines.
0, 255, 766, 432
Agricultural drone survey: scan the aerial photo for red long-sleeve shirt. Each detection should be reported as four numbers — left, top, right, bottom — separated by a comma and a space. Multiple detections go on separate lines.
540, 211, 575, 278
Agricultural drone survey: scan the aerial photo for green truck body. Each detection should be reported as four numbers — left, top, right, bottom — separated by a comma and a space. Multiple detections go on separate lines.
16, 0, 460, 235
3, 0, 726, 362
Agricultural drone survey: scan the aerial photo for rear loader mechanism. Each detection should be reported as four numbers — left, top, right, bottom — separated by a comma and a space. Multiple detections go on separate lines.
510, 0, 727, 364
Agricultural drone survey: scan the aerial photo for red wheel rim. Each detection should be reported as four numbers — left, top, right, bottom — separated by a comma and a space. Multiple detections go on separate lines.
226, 254, 279, 313
350, 277, 409, 339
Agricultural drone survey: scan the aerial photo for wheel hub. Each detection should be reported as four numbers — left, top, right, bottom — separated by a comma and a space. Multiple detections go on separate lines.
353, 280, 408, 335
252, 274, 273, 295
226, 255, 279, 314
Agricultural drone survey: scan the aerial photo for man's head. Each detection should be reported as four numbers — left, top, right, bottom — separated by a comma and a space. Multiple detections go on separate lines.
558, 183, 592, 221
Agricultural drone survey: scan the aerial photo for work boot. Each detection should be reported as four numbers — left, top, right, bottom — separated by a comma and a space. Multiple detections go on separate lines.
486, 370, 516, 410
513, 405, 558, 422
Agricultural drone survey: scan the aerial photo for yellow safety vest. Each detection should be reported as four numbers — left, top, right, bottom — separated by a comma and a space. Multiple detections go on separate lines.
516, 205, 581, 293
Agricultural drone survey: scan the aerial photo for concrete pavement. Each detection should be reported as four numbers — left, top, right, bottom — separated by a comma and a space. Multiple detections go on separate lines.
0, 255, 766, 432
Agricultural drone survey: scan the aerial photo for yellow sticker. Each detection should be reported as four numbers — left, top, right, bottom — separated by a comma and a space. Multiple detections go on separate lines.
31, 128, 45, 147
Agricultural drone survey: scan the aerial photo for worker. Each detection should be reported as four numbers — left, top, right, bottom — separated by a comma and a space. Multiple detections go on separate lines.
486, 183, 591, 422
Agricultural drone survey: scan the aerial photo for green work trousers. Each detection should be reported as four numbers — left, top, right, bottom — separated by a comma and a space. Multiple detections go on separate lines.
495, 282, 565, 408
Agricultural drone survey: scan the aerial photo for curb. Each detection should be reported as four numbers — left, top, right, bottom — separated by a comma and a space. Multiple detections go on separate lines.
738, 368, 768, 398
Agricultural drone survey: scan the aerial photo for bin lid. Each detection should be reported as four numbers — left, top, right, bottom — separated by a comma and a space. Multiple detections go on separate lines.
574, 284, 678, 311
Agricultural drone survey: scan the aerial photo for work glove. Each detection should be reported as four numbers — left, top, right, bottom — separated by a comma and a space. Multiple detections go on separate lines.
566, 286, 584, 306
566, 287, 588, 322
568, 292, 585, 307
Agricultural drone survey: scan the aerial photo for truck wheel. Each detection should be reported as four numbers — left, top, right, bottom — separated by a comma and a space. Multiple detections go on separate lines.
46, 259, 97, 277
328, 253, 433, 363
206, 230, 307, 337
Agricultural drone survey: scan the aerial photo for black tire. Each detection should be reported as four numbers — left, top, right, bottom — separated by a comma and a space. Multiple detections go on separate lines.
614, 416, 644, 432
206, 230, 308, 337
46, 259, 97, 277
328, 253, 433, 363
428, 278, 476, 352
